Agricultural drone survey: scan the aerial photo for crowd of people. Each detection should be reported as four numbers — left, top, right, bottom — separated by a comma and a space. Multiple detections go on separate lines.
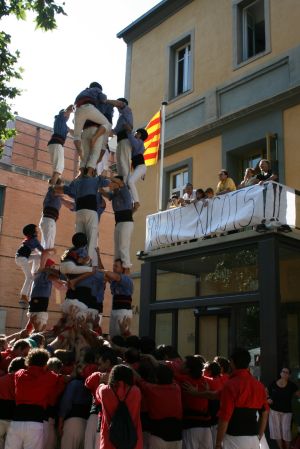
167, 159, 278, 209
0, 331, 299, 449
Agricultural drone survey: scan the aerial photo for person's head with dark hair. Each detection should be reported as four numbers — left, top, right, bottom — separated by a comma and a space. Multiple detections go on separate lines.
140, 336, 156, 355
184, 355, 203, 379
138, 358, 157, 383
135, 128, 148, 142
117, 97, 128, 106
230, 348, 251, 370
8, 356, 25, 373
29, 333, 45, 348
196, 189, 205, 200
214, 356, 230, 374
164, 345, 181, 360
156, 363, 174, 385
82, 348, 96, 364
22, 224, 37, 237
205, 188, 214, 198
54, 349, 75, 366
124, 348, 140, 365
89, 82, 102, 90
111, 335, 126, 348
279, 366, 291, 380
125, 335, 141, 350
98, 349, 118, 372
108, 364, 134, 387
112, 258, 124, 274
154, 345, 168, 361
72, 232, 88, 248
203, 361, 221, 378
47, 357, 63, 374
12, 339, 31, 357
26, 348, 49, 367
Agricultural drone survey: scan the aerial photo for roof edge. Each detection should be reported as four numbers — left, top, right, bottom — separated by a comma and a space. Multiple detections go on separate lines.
117, 0, 194, 44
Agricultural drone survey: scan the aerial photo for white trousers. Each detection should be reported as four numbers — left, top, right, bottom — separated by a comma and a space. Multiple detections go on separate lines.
80, 126, 104, 169
116, 139, 132, 183
0, 420, 10, 449
47, 143, 64, 174
76, 209, 98, 266
109, 309, 133, 338
39, 216, 56, 249
182, 427, 213, 449
60, 261, 93, 275
61, 417, 87, 449
268, 409, 293, 442
114, 221, 133, 268
15, 254, 41, 297
4, 420, 44, 449
84, 414, 99, 449
127, 164, 146, 203
74, 104, 110, 141
43, 418, 57, 449
223, 434, 261, 449
148, 435, 182, 449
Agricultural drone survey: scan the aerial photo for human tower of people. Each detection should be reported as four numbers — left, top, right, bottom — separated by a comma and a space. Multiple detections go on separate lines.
15, 82, 149, 340
0, 82, 298, 449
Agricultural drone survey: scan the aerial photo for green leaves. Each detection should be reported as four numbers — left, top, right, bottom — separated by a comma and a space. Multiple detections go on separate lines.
0, 0, 66, 155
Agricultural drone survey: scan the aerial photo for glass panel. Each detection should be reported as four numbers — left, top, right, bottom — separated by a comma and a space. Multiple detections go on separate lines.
155, 313, 172, 346
218, 316, 229, 358
156, 247, 258, 301
177, 309, 195, 357
235, 304, 260, 378
199, 316, 217, 360
0, 186, 5, 216
279, 246, 300, 378
183, 170, 189, 185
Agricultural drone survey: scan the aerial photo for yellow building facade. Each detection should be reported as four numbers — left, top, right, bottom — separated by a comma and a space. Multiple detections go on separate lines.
118, 0, 300, 380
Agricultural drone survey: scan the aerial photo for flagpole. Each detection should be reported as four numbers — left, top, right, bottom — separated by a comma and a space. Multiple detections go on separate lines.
158, 101, 167, 211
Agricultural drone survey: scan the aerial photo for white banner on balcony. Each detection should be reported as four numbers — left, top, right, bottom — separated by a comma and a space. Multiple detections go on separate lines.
145, 182, 296, 251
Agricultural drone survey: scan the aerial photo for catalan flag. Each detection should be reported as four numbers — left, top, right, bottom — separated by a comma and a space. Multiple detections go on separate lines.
144, 110, 161, 166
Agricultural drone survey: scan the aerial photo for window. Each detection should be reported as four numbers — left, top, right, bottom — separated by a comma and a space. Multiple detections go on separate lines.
168, 33, 193, 99
175, 43, 191, 96
170, 168, 189, 198
234, 0, 270, 66
242, 0, 265, 60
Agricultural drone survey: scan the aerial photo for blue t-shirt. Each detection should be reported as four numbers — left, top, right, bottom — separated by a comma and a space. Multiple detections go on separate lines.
43, 187, 62, 212
110, 274, 133, 297
75, 87, 107, 108
31, 272, 52, 298
16, 236, 44, 258
53, 111, 69, 140
64, 176, 110, 212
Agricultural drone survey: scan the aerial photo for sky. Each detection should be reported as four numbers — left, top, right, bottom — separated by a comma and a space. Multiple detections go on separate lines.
2, 0, 161, 127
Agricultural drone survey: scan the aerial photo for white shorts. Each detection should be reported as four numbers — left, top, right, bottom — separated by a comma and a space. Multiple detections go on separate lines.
223, 434, 260, 449
47, 143, 64, 174
60, 261, 93, 275
27, 311, 48, 327
268, 409, 293, 442
61, 299, 88, 321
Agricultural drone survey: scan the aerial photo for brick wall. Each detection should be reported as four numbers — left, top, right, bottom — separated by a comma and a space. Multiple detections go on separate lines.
0, 117, 114, 334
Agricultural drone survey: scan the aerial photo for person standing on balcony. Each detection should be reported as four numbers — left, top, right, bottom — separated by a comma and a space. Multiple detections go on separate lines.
216, 170, 236, 195
256, 159, 278, 184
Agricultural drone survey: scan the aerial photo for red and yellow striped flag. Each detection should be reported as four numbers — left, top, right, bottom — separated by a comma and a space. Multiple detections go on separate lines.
144, 110, 161, 166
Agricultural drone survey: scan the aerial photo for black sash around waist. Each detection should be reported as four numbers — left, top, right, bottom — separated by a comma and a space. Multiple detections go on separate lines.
65, 403, 90, 420
48, 134, 66, 146
76, 195, 97, 212
0, 399, 16, 420
112, 295, 132, 310
227, 407, 258, 436
14, 404, 45, 422
132, 153, 145, 169
151, 417, 182, 441
115, 209, 133, 224
43, 206, 59, 221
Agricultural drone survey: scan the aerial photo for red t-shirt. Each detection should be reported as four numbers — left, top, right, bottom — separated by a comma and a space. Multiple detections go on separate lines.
218, 369, 269, 422
0, 373, 15, 400
137, 378, 182, 420
14, 366, 66, 408
96, 382, 143, 449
